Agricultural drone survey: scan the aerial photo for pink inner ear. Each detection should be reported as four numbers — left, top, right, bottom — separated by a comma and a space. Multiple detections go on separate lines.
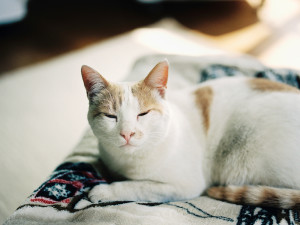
144, 60, 169, 92
81, 65, 108, 93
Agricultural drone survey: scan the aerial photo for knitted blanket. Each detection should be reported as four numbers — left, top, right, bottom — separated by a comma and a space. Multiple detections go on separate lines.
5, 54, 300, 225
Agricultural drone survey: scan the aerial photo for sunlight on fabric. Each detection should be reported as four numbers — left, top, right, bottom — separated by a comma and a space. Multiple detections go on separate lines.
132, 27, 223, 56
258, 33, 300, 70
258, 0, 300, 27
255, 0, 300, 70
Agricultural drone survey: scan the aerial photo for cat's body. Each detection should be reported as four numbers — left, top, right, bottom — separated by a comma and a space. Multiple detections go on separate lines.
81, 61, 300, 209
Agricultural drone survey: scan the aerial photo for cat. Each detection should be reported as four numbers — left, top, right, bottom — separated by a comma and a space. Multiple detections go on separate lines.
81, 60, 300, 209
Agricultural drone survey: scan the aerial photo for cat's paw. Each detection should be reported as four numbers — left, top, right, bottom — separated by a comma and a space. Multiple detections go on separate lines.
88, 184, 116, 203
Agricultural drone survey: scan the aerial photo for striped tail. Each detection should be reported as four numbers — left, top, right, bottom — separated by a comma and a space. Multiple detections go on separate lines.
207, 185, 300, 209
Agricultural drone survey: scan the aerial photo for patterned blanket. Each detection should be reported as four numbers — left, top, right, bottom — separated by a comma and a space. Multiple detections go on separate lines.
4, 54, 300, 225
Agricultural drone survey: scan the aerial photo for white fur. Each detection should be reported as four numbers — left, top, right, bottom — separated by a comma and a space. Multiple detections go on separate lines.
88, 76, 300, 203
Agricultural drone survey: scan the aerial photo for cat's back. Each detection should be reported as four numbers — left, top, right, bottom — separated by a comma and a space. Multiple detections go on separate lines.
189, 77, 300, 139
170, 76, 300, 137
191, 77, 300, 128
194, 76, 300, 106
187, 77, 300, 187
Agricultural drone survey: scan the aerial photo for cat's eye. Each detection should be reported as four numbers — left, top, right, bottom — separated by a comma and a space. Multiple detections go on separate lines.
94, 112, 117, 121
104, 113, 117, 120
138, 110, 150, 117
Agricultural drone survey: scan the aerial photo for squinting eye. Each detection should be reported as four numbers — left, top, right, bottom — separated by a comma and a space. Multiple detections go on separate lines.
138, 110, 150, 117
104, 113, 118, 121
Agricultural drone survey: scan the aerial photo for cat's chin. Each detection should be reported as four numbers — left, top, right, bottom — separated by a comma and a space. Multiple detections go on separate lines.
119, 144, 140, 153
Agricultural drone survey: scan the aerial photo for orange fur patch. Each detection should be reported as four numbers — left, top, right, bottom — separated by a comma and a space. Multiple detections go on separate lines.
249, 78, 300, 93
207, 186, 248, 203
131, 81, 163, 114
95, 83, 124, 114
231, 186, 248, 203
292, 195, 300, 209
194, 86, 214, 133
206, 186, 226, 200
208, 185, 300, 209
260, 188, 280, 207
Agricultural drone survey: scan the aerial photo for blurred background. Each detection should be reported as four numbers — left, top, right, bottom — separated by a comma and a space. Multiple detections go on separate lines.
1, 0, 300, 73
1, 0, 300, 223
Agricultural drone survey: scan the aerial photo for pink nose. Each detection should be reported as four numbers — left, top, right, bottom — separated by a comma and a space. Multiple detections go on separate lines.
120, 131, 135, 143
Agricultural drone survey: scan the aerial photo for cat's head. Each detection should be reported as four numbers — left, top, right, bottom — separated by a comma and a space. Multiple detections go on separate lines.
81, 60, 170, 154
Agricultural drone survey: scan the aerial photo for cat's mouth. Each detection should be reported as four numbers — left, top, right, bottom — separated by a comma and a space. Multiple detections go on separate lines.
120, 143, 136, 148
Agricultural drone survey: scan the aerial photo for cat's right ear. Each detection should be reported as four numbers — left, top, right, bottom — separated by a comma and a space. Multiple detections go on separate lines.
81, 65, 109, 98
144, 60, 169, 98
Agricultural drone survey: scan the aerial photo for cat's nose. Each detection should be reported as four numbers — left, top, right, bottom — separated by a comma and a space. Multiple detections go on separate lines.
120, 131, 135, 143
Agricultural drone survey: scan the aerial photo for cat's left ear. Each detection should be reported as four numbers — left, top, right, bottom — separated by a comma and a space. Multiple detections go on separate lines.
144, 60, 169, 98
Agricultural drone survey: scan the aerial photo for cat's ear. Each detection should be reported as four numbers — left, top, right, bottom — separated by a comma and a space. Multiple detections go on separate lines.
81, 65, 109, 98
144, 60, 169, 98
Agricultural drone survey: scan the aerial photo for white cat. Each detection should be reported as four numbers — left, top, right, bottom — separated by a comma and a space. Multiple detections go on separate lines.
81, 60, 300, 209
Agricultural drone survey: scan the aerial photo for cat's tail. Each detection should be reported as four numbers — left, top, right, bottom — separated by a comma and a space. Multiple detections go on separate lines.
207, 185, 300, 209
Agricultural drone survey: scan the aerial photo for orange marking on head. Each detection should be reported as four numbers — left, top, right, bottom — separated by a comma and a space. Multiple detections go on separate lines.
95, 83, 124, 114
131, 81, 163, 114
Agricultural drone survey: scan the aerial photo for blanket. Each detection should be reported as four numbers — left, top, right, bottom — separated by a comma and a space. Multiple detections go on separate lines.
4, 54, 300, 225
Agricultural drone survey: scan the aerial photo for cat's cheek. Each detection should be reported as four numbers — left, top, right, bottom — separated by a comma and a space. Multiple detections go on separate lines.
135, 130, 144, 139
105, 119, 118, 130
91, 118, 116, 139
130, 130, 144, 146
